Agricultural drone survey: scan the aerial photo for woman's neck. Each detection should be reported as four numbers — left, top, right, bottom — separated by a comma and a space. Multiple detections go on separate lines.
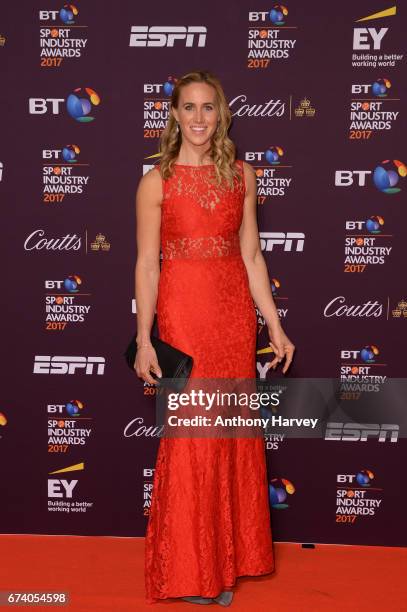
175, 146, 213, 166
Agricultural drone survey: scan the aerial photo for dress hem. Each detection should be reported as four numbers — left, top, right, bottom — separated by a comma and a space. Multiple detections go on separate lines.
145, 564, 275, 604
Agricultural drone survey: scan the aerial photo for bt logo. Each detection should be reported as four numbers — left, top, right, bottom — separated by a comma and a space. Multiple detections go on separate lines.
345, 217, 384, 233
245, 147, 284, 164
29, 87, 101, 121
249, 6, 289, 26
337, 470, 374, 486
341, 346, 380, 363
39, 5, 79, 24
351, 78, 391, 96
335, 160, 406, 193
42, 145, 81, 162
144, 77, 177, 96
45, 275, 82, 292
47, 400, 84, 415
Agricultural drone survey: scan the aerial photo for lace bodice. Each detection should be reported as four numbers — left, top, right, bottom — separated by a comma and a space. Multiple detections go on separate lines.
155, 161, 246, 260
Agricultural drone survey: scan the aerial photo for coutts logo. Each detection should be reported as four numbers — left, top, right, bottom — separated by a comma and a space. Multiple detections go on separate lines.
324, 296, 384, 318
24, 229, 81, 251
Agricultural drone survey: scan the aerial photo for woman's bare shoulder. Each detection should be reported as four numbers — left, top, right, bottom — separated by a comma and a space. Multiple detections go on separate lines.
137, 165, 162, 195
140, 165, 162, 184
239, 160, 256, 190
135, 166, 163, 211
239, 159, 255, 174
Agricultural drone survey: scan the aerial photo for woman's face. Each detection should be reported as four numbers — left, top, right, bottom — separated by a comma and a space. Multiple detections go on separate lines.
172, 82, 219, 148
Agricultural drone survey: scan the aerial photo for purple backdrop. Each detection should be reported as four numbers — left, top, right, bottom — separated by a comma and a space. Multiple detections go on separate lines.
0, 1, 405, 546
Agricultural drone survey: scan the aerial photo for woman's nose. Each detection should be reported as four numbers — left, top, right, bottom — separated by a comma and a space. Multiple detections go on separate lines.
194, 109, 203, 123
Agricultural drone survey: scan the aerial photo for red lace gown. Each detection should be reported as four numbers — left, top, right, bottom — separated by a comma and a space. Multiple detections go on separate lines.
144, 159, 274, 603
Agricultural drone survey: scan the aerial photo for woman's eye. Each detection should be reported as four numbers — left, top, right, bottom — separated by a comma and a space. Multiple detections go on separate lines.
183, 105, 214, 111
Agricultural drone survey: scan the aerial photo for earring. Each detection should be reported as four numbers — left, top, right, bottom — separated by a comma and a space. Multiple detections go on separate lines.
176, 122, 179, 133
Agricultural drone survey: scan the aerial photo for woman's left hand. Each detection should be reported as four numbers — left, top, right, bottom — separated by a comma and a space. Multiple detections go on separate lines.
267, 324, 296, 374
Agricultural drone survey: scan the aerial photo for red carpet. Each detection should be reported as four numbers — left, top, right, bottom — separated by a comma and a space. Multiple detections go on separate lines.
1, 535, 405, 611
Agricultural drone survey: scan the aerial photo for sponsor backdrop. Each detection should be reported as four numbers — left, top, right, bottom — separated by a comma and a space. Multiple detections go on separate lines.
0, 2, 405, 546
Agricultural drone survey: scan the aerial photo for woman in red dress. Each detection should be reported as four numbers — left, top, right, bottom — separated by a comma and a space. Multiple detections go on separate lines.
134, 71, 295, 606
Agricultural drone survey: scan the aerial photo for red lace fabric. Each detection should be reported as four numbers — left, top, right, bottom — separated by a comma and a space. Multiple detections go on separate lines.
144, 160, 274, 603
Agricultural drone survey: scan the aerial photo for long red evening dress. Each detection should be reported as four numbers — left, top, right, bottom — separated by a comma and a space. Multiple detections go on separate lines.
144, 159, 274, 603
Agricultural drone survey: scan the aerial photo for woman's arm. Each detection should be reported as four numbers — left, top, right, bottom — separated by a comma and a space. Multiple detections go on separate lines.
134, 168, 163, 384
239, 161, 295, 373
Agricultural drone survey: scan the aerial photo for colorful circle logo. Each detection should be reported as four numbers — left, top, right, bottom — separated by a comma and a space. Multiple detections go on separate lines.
64, 275, 82, 292
62, 144, 80, 163
269, 5, 288, 25
163, 76, 177, 97
66, 400, 84, 416
372, 78, 391, 97
356, 469, 374, 487
269, 477, 295, 509
360, 345, 379, 363
365, 215, 384, 233
67, 87, 101, 122
59, 4, 78, 25
373, 159, 406, 194
271, 278, 281, 296
265, 146, 284, 165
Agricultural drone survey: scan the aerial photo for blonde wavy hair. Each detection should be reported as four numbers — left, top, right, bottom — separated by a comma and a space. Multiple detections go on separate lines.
157, 70, 243, 189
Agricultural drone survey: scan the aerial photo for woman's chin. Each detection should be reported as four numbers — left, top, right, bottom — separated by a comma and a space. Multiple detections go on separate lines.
185, 134, 214, 146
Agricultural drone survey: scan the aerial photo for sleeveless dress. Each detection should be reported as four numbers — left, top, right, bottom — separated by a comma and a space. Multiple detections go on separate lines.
144, 159, 274, 603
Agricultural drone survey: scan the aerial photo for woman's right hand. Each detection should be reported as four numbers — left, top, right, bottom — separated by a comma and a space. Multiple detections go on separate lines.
134, 344, 163, 385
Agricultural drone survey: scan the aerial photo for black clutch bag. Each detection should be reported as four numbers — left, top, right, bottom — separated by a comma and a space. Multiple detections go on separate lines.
124, 334, 194, 392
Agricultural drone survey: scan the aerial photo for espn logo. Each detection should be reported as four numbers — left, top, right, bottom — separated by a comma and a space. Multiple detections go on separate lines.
129, 26, 207, 47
